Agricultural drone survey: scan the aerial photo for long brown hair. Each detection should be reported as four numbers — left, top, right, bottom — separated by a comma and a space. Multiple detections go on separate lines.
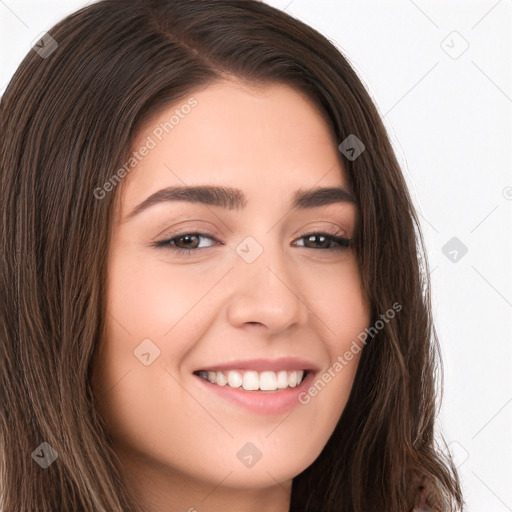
0, 1, 463, 510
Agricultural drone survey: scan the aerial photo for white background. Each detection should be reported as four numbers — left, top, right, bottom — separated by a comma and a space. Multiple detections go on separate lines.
1, 1, 511, 510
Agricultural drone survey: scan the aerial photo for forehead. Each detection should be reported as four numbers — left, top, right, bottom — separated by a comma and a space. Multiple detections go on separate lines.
117, 79, 351, 216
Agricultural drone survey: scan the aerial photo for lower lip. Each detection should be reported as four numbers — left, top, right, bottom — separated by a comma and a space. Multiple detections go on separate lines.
193, 371, 316, 415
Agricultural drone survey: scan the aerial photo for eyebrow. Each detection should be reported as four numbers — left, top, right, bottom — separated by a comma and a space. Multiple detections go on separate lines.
124, 184, 356, 221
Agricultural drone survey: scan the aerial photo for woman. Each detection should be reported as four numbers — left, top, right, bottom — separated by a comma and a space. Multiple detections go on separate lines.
0, 1, 464, 511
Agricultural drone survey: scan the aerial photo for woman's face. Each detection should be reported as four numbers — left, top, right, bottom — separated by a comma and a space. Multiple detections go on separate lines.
92, 79, 370, 510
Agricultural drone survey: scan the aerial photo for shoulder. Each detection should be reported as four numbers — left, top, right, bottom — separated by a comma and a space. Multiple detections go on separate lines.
410, 479, 445, 512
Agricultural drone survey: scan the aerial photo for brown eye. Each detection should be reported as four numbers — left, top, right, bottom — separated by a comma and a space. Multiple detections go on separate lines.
294, 233, 351, 251
173, 234, 201, 250
152, 232, 219, 255
151, 231, 350, 256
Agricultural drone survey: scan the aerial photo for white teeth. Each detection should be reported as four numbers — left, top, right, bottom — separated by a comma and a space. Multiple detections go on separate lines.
216, 371, 227, 386
259, 371, 277, 391
242, 371, 259, 390
276, 370, 288, 389
197, 369, 307, 390
227, 370, 243, 388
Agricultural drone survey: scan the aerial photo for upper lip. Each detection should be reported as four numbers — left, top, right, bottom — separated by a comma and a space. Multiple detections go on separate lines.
193, 357, 321, 373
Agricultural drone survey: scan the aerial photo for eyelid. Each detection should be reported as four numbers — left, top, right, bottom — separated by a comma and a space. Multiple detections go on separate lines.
154, 222, 349, 245
151, 219, 221, 242
294, 224, 348, 239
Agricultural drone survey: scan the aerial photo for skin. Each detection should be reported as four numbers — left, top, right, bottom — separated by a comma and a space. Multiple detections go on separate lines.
91, 79, 371, 512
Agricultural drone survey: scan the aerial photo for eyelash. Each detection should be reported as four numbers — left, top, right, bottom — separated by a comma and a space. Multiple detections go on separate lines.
151, 230, 352, 255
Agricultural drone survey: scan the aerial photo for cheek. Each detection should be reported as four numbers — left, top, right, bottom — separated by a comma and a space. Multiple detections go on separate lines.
104, 243, 224, 349
296, 256, 369, 419
299, 254, 370, 343
105, 250, 183, 337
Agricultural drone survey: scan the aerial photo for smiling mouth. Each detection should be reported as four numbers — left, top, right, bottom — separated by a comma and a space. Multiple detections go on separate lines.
193, 369, 308, 392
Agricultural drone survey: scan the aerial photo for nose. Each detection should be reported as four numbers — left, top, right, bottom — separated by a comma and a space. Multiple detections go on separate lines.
226, 237, 309, 334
